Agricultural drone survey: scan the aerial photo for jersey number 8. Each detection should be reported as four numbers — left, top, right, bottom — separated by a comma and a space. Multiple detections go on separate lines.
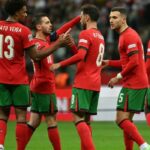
96, 43, 104, 67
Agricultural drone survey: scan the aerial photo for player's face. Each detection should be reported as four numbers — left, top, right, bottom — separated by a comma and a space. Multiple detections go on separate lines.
109, 11, 125, 31
40, 17, 52, 35
16, 6, 27, 22
80, 11, 87, 29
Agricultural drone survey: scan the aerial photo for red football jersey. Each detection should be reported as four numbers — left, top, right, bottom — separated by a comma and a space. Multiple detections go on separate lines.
146, 40, 150, 56
119, 27, 148, 89
30, 38, 55, 94
73, 29, 105, 91
146, 40, 150, 84
0, 21, 34, 84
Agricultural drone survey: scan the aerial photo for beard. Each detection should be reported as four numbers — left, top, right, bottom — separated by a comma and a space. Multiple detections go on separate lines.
43, 31, 50, 36
81, 22, 87, 30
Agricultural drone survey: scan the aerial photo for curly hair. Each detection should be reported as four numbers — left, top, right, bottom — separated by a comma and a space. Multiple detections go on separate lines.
5, 0, 27, 16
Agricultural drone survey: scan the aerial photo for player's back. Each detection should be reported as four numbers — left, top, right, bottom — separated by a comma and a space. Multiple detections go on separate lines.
74, 29, 105, 91
0, 20, 34, 84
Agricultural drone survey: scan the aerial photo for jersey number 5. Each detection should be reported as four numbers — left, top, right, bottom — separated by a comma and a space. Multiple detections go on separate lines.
96, 43, 104, 67
0, 34, 14, 59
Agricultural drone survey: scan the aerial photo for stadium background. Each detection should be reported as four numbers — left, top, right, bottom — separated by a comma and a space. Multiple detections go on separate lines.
0, 1, 150, 149
0, 0, 150, 121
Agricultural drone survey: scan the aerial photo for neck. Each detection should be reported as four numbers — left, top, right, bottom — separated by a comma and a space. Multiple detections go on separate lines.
118, 23, 128, 33
6, 16, 18, 22
35, 32, 47, 41
86, 21, 97, 30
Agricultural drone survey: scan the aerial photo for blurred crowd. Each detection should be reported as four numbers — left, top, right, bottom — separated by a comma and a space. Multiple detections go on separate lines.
0, 0, 150, 87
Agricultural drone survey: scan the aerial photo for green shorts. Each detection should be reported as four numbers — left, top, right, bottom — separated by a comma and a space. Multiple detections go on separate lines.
0, 84, 30, 107
31, 92, 58, 114
145, 88, 150, 113
117, 87, 147, 112
70, 88, 100, 115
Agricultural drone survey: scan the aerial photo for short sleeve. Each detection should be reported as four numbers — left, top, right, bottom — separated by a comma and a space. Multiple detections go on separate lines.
124, 34, 139, 54
22, 27, 35, 49
78, 31, 91, 50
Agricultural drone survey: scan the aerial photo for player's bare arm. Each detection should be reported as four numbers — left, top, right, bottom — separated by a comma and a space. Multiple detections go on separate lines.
26, 33, 68, 61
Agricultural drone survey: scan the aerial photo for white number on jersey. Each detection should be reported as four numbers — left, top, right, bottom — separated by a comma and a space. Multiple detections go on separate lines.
141, 43, 145, 60
96, 43, 104, 67
0, 34, 14, 59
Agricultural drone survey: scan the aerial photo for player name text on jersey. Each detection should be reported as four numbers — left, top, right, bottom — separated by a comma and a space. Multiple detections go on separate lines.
0, 25, 22, 33
93, 33, 104, 40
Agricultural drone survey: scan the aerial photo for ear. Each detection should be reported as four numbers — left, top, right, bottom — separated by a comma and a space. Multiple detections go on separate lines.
122, 17, 126, 24
85, 14, 90, 22
36, 24, 41, 30
122, 15, 126, 23
15, 11, 20, 18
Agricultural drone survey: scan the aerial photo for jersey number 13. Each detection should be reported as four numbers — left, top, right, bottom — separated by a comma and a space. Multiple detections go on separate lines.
0, 34, 14, 59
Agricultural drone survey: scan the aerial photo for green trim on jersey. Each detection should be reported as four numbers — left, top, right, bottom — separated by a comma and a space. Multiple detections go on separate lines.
70, 88, 100, 115
31, 93, 58, 114
0, 84, 30, 107
117, 87, 147, 112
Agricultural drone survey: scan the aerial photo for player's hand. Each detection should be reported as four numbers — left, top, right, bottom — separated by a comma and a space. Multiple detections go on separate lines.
50, 63, 61, 71
63, 28, 72, 37
58, 34, 65, 45
108, 77, 120, 88
62, 28, 75, 47
58, 28, 72, 45
102, 60, 109, 69
65, 34, 75, 47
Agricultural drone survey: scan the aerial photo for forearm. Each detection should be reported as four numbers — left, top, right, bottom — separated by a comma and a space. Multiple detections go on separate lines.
71, 45, 78, 54
56, 16, 80, 35
108, 60, 122, 68
60, 50, 86, 67
35, 40, 61, 61
121, 54, 139, 77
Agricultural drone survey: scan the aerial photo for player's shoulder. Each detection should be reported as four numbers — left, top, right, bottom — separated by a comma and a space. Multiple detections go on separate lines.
122, 27, 140, 41
0, 20, 4, 24
125, 27, 138, 36
16, 23, 31, 31
32, 38, 48, 48
0, 21, 31, 34
32, 38, 41, 45
33, 38, 47, 43
79, 29, 95, 38
79, 29, 88, 36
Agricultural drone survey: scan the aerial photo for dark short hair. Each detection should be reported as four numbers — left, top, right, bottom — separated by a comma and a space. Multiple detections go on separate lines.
81, 4, 99, 21
111, 7, 127, 16
31, 13, 48, 30
5, 0, 27, 16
